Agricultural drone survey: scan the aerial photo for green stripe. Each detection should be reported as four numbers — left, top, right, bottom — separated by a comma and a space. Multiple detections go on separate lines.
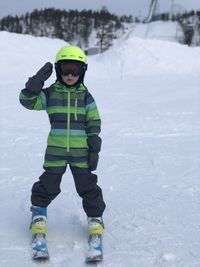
70, 161, 89, 168
47, 135, 67, 147
20, 91, 46, 110
71, 93, 85, 100
47, 106, 86, 115
86, 108, 100, 121
43, 160, 66, 167
34, 96, 45, 110
49, 92, 85, 101
71, 106, 86, 115
86, 120, 101, 127
54, 82, 86, 93
70, 136, 88, 148
20, 91, 36, 100
47, 135, 87, 148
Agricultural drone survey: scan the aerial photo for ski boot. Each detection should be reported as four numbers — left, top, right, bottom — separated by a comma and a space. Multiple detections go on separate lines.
86, 217, 104, 263
30, 206, 49, 260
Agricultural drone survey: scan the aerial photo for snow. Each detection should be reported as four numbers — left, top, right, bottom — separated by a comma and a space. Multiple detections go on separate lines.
128, 21, 184, 43
0, 25, 200, 266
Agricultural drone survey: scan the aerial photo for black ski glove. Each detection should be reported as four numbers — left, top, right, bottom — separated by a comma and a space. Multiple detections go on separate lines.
88, 136, 102, 171
25, 62, 53, 94
88, 152, 99, 171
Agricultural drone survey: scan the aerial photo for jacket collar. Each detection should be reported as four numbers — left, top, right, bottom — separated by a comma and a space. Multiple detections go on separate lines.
53, 81, 86, 93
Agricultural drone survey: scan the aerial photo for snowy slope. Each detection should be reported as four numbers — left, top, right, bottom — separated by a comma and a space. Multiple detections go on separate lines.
91, 36, 200, 78
127, 21, 184, 43
0, 31, 200, 267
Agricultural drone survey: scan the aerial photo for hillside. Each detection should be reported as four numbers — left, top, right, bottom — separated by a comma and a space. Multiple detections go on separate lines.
128, 21, 184, 43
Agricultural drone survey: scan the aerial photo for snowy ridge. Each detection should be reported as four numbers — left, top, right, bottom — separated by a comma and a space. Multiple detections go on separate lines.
0, 30, 200, 266
129, 21, 184, 42
0, 31, 68, 81
91, 36, 200, 78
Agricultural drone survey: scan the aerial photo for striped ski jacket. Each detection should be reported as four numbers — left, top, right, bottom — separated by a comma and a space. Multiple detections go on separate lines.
19, 81, 101, 153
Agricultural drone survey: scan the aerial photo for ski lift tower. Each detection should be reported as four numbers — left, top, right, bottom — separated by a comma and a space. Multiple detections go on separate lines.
146, 0, 158, 23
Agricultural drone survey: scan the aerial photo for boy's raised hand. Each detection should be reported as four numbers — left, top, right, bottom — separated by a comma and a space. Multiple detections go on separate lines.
36, 62, 53, 81
25, 62, 53, 94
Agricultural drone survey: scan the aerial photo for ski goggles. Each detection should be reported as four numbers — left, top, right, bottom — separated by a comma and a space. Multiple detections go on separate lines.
59, 61, 87, 77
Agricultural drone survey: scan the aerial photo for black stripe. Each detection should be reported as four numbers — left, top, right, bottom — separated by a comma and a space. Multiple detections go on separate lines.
85, 92, 94, 105
49, 113, 86, 122
51, 122, 86, 130
46, 146, 88, 156
20, 99, 34, 107
43, 166, 66, 174
86, 126, 101, 134
45, 154, 88, 163
21, 89, 36, 97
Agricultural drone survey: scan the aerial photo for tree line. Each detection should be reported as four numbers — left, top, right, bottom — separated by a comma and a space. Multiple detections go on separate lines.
0, 7, 133, 52
1, 7, 199, 49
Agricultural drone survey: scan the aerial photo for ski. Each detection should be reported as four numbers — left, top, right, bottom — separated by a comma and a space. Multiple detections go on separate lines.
86, 234, 103, 263
32, 233, 49, 260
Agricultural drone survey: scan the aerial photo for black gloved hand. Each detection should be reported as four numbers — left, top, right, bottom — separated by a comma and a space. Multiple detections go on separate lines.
88, 152, 99, 171
25, 62, 53, 94
87, 135, 102, 171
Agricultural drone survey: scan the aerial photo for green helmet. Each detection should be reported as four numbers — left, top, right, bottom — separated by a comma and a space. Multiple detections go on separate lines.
55, 46, 87, 63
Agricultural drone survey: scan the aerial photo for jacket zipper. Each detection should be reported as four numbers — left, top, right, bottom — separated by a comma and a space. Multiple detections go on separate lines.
67, 91, 71, 152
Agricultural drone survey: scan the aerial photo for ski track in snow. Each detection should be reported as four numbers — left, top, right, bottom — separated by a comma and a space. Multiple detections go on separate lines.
0, 31, 200, 266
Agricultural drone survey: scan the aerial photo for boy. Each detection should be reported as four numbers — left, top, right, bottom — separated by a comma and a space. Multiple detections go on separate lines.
19, 46, 106, 260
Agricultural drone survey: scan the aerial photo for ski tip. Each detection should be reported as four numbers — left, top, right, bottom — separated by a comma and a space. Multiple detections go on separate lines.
32, 250, 50, 261
86, 255, 103, 264
33, 255, 50, 261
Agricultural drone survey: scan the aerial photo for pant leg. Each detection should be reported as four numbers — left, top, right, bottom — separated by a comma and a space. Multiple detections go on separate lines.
31, 146, 67, 207
70, 166, 106, 217
31, 171, 65, 207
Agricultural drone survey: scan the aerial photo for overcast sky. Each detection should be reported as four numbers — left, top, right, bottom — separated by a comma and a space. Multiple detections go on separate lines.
0, 0, 199, 19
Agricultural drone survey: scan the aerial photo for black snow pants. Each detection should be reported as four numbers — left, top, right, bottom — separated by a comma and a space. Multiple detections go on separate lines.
31, 166, 106, 218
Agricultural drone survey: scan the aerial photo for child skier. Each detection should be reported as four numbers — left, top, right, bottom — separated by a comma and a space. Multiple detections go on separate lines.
19, 46, 106, 261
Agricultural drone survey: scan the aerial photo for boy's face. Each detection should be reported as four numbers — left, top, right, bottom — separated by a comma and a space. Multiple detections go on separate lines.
62, 74, 79, 85
59, 61, 84, 85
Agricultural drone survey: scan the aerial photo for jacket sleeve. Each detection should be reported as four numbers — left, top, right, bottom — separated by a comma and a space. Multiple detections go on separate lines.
19, 88, 47, 110
85, 90, 101, 137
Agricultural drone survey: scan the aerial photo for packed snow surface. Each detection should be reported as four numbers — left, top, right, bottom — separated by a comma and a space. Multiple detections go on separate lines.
0, 29, 200, 267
